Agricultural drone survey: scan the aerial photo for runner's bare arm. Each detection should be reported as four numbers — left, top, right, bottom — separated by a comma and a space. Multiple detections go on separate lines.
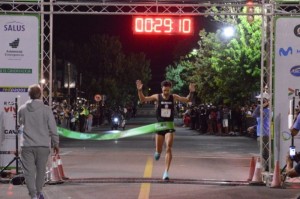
173, 83, 196, 103
136, 80, 158, 103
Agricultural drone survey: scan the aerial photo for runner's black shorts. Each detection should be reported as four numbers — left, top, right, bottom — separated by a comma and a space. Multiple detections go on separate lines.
156, 129, 175, 136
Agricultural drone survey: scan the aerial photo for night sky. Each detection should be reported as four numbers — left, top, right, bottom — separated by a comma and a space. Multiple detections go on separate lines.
53, 15, 207, 93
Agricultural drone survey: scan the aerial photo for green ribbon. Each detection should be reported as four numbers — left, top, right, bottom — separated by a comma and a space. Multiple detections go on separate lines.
57, 122, 174, 140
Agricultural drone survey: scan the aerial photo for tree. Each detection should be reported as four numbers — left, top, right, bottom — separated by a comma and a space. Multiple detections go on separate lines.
165, 6, 262, 105
54, 34, 151, 106
165, 60, 193, 95
123, 52, 152, 103
207, 6, 262, 104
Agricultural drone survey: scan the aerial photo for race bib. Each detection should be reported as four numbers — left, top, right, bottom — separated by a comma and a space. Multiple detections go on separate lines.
161, 108, 171, 118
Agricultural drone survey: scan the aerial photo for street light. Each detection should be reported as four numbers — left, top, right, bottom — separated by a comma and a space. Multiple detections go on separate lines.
191, 49, 198, 56
40, 78, 46, 85
223, 26, 235, 38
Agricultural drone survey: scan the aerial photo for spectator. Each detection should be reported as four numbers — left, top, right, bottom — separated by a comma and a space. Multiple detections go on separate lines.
182, 107, 191, 127
222, 105, 230, 135
216, 105, 223, 135
86, 113, 93, 131
198, 105, 207, 134
208, 106, 217, 135
18, 84, 59, 199
190, 106, 197, 130
249, 92, 271, 171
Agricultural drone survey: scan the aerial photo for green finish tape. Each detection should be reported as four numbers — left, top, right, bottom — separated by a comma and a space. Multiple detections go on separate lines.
57, 122, 174, 140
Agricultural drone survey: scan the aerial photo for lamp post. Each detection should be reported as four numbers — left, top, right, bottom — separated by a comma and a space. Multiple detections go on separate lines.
67, 62, 71, 107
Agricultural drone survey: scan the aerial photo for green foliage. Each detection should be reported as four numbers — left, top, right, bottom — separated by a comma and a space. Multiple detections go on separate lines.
165, 6, 262, 105
165, 60, 193, 95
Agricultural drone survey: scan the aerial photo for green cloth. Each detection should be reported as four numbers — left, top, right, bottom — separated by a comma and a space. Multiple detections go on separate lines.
57, 121, 174, 140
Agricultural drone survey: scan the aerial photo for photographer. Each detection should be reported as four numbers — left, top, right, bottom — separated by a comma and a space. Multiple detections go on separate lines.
286, 103, 300, 178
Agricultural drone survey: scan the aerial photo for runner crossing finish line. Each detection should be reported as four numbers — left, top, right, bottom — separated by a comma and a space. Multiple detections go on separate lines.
57, 122, 174, 140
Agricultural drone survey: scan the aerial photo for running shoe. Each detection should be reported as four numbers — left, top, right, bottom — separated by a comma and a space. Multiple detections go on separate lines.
154, 152, 160, 161
162, 171, 169, 180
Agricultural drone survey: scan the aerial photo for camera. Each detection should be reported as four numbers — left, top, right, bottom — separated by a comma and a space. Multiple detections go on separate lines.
290, 146, 296, 159
289, 146, 300, 163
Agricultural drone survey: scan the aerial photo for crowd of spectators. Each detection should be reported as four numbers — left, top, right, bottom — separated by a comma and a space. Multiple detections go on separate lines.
179, 103, 258, 137
51, 99, 137, 132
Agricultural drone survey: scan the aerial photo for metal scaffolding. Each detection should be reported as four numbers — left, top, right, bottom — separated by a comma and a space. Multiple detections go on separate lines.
1, 0, 300, 176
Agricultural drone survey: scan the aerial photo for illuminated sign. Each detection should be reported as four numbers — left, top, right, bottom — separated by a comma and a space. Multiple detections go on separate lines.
133, 16, 194, 35
274, 0, 300, 2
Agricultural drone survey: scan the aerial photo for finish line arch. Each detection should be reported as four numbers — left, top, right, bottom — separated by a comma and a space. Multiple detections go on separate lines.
1, 0, 300, 183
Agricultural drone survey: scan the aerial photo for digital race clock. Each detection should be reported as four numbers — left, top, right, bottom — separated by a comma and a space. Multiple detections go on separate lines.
133, 16, 194, 35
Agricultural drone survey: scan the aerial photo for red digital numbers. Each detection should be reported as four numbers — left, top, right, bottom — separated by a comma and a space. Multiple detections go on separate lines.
133, 16, 194, 35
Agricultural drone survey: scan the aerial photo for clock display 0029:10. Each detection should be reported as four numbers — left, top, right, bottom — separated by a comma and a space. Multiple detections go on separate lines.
133, 16, 194, 35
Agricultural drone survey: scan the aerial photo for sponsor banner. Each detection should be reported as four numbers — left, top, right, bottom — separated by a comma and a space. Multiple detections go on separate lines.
0, 14, 39, 87
0, 92, 28, 167
275, 17, 300, 166
0, 87, 28, 93
0, 14, 39, 167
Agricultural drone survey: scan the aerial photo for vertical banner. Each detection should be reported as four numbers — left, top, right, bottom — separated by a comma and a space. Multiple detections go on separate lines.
0, 14, 39, 167
275, 17, 300, 166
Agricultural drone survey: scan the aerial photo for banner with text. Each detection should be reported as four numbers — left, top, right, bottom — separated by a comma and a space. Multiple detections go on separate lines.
275, 17, 300, 166
0, 14, 39, 167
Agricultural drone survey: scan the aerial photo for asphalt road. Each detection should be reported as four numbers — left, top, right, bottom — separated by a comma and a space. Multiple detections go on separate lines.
1, 117, 300, 199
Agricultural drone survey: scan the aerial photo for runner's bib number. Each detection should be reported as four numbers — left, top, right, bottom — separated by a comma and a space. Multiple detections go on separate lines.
161, 108, 171, 118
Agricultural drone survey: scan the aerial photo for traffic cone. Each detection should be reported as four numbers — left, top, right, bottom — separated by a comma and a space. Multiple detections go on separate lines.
48, 155, 63, 184
251, 157, 263, 184
56, 154, 69, 180
270, 160, 281, 188
247, 156, 255, 181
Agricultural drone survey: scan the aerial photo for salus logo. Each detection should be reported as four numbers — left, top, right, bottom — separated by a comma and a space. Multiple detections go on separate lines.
4, 21, 25, 32
9, 38, 19, 48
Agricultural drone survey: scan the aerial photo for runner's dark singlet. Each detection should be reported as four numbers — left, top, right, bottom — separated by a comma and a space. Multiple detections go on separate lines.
156, 94, 174, 122
156, 94, 175, 135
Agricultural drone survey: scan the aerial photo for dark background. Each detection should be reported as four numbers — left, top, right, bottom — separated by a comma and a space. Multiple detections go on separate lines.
53, 15, 210, 93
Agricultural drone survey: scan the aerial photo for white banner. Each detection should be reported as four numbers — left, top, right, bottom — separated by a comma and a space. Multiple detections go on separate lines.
0, 14, 39, 167
0, 15, 39, 86
0, 94, 28, 167
275, 17, 300, 166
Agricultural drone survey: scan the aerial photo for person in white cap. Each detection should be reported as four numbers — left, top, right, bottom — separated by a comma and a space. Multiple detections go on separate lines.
249, 92, 270, 171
